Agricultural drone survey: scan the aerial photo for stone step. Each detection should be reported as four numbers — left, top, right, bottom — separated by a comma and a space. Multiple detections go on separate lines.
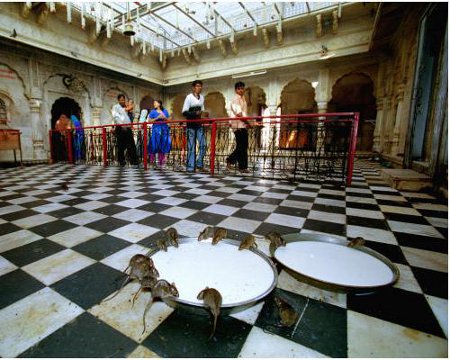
380, 168, 433, 191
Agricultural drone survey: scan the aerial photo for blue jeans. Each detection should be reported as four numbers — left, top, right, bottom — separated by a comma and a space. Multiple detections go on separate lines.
186, 127, 206, 170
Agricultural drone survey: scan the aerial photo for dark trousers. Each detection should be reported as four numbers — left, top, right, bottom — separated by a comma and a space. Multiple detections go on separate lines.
117, 127, 138, 165
227, 128, 248, 170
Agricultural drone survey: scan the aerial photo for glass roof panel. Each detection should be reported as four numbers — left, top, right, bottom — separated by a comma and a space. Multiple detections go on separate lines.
69, 2, 343, 51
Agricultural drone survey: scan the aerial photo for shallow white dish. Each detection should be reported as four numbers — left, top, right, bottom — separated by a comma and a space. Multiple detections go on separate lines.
274, 233, 399, 290
149, 238, 277, 309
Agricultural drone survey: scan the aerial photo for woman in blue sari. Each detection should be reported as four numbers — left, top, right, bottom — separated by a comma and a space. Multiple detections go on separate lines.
70, 114, 84, 163
148, 100, 171, 169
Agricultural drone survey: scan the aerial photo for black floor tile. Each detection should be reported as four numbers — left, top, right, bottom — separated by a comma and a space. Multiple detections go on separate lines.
84, 217, 130, 233
347, 215, 389, 230
253, 197, 283, 205
416, 209, 448, 219
317, 193, 346, 201
255, 289, 347, 358
1, 239, 66, 267
345, 202, 380, 211
375, 199, 412, 207
311, 203, 346, 214
0, 269, 45, 310
232, 209, 269, 222
92, 204, 130, 216
51, 262, 124, 310
18, 312, 137, 358
141, 308, 252, 358
1, 209, 39, 222
99, 195, 130, 204
217, 199, 248, 208
187, 211, 227, 225
173, 192, 198, 200
138, 214, 180, 229
137, 202, 172, 213
436, 227, 448, 239
61, 197, 91, 206
254, 223, 300, 237
362, 240, 408, 265
384, 212, 430, 225
236, 189, 262, 196
72, 235, 132, 261
411, 266, 448, 299
1, 193, 25, 201
0, 222, 22, 236
46, 206, 84, 218
178, 200, 211, 210
274, 206, 309, 218
302, 219, 346, 237
394, 232, 448, 254
347, 287, 445, 338
28, 220, 78, 238
19, 199, 51, 209
286, 194, 316, 202
135, 194, 164, 202
345, 191, 373, 198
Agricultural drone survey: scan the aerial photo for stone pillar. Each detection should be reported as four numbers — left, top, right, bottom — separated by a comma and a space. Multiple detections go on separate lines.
391, 84, 405, 156
29, 98, 47, 161
372, 97, 386, 153
91, 106, 103, 126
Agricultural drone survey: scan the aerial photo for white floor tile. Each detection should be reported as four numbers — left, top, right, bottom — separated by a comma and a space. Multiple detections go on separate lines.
308, 210, 346, 223
379, 205, 422, 215
0, 229, 42, 253
202, 204, 239, 216
387, 220, 445, 238
217, 217, 261, 233
108, 223, 160, 243
243, 202, 278, 213
238, 327, 327, 358
0, 287, 84, 358
11, 214, 58, 228
425, 295, 448, 338
22, 249, 95, 285
346, 225, 398, 245
64, 211, 107, 225
347, 310, 448, 358
0, 256, 18, 277
400, 246, 448, 273
112, 209, 155, 222
264, 213, 305, 229
158, 206, 197, 219
48, 226, 103, 247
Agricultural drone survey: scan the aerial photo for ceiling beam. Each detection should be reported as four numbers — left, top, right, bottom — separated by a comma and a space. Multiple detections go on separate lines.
173, 3, 215, 37
238, 2, 256, 24
150, 10, 197, 43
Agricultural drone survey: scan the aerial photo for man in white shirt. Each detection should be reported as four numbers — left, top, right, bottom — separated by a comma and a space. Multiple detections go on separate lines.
112, 94, 138, 167
182, 80, 208, 172
227, 81, 250, 173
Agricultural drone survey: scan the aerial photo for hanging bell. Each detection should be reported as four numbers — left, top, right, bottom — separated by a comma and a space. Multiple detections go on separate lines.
123, 21, 135, 36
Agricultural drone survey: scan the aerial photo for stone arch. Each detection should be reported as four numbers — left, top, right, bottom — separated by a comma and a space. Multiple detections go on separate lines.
50, 97, 82, 129
0, 92, 14, 126
170, 94, 186, 121
279, 79, 317, 148
205, 91, 227, 118
0, 63, 30, 100
329, 72, 377, 151
101, 86, 129, 125
244, 86, 267, 117
43, 73, 92, 106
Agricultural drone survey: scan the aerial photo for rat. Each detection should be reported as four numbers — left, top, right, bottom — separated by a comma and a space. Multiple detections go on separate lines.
198, 226, 215, 241
238, 234, 257, 250
212, 227, 227, 245
131, 275, 158, 307
157, 238, 168, 252
165, 227, 179, 248
142, 279, 179, 333
61, 182, 69, 191
103, 254, 154, 302
197, 287, 222, 340
265, 231, 286, 254
347, 236, 365, 248
274, 296, 299, 327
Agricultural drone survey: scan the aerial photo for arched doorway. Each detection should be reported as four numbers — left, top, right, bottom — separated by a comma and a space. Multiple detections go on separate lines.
139, 95, 154, 121
279, 79, 317, 148
205, 91, 227, 118
328, 73, 376, 151
50, 97, 82, 129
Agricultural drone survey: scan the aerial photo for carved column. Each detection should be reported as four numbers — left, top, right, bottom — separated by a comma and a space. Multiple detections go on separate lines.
372, 97, 385, 153
29, 99, 47, 161
391, 84, 405, 156
91, 107, 103, 126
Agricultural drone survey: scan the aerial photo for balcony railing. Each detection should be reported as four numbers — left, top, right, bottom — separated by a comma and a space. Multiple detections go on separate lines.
49, 112, 359, 185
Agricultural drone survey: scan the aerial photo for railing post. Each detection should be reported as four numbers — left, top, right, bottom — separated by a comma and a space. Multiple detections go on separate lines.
102, 127, 108, 167
210, 120, 217, 176
48, 130, 53, 164
346, 113, 359, 186
67, 131, 73, 164
143, 122, 148, 171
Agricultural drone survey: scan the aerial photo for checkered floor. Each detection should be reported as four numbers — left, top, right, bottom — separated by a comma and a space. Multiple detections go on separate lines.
0, 161, 447, 358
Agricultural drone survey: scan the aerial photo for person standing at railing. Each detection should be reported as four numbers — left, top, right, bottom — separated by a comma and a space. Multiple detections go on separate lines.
53, 112, 73, 162
226, 81, 250, 174
182, 80, 209, 172
112, 94, 139, 168
70, 114, 84, 163
148, 99, 171, 170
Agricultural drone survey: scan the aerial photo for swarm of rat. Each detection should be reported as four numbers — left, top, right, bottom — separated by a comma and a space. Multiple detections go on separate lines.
102, 226, 296, 338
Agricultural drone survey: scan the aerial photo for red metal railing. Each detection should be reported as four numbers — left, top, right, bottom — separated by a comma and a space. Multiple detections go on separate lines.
48, 112, 359, 185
